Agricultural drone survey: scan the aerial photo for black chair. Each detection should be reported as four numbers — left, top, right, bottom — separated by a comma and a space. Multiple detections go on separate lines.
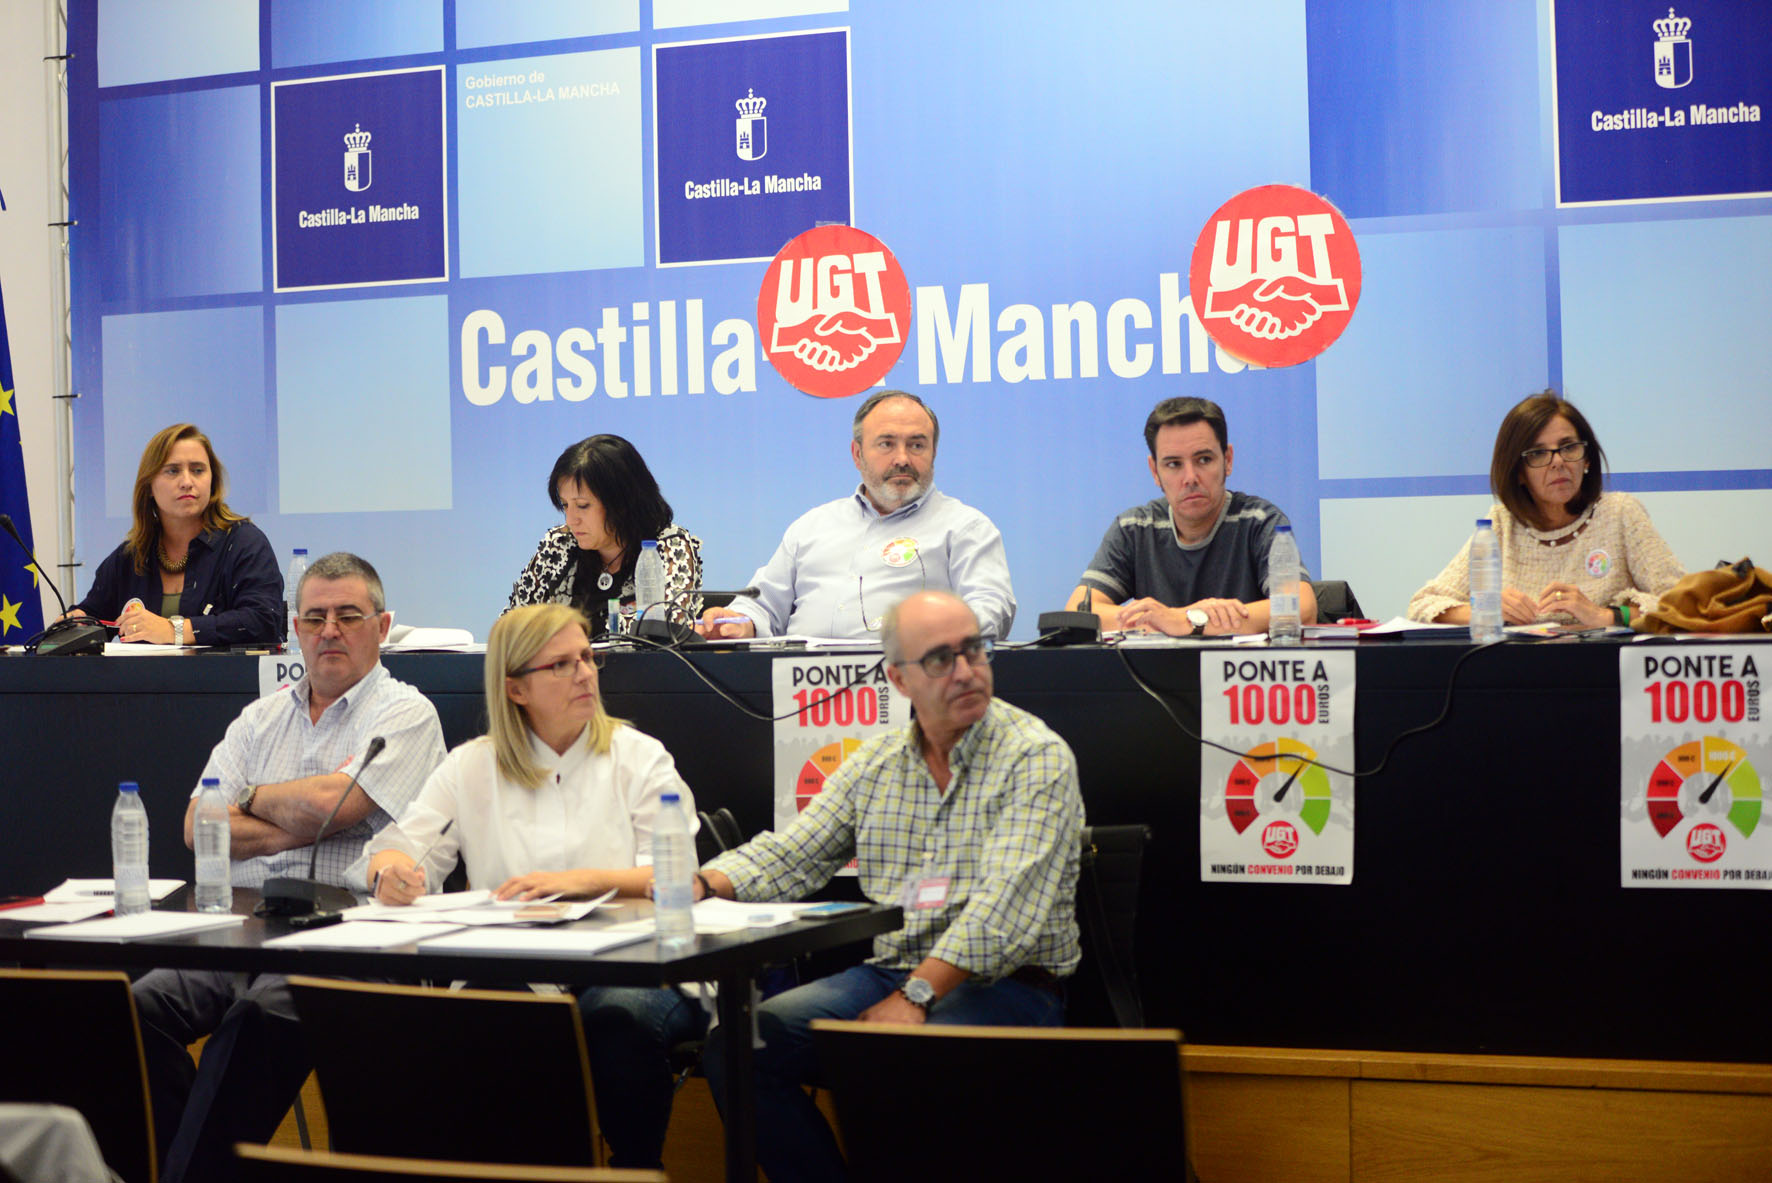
234, 1146, 662, 1183
812, 1022, 1188, 1182
286, 978, 601, 1168
1071, 823, 1153, 1028
1311, 579, 1364, 621
694, 807, 744, 863
0, 968, 158, 1183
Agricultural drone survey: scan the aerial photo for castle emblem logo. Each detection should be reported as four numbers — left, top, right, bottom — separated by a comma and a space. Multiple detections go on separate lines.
343, 122, 373, 192
1653, 7, 1693, 90
735, 89, 767, 161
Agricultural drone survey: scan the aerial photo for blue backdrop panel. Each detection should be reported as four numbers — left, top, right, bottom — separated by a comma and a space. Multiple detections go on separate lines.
456, 0, 639, 49
272, 68, 448, 290
96, 0, 257, 87
98, 308, 268, 519
96, 86, 262, 301
271, 0, 443, 69
1553, 0, 1772, 204
457, 49, 644, 277
63, 1, 1772, 636
275, 296, 454, 515
655, 30, 853, 265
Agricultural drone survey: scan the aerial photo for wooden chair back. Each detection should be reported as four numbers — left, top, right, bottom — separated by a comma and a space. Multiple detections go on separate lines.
811, 1021, 1188, 1182
286, 978, 599, 1168
235, 1145, 663, 1182
0, 968, 158, 1183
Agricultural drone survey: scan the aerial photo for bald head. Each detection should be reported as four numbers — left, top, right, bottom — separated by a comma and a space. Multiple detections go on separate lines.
881, 590, 975, 665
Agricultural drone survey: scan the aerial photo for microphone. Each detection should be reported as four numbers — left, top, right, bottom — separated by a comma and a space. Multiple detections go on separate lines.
0, 514, 106, 655
260, 736, 388, 920
1037, 582, 1102, 646
689, 586, 760, 600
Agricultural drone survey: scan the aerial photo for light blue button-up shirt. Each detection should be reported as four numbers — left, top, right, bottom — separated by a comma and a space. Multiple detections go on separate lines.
728, 484, 1016, 639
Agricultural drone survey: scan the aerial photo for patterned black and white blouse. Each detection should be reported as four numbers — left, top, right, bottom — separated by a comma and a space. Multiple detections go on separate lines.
506, 523, 703, 635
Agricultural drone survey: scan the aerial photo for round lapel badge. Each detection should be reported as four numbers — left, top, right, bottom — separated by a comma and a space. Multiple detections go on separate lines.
880, 538, 918, 567
1585, 548, 1610, 577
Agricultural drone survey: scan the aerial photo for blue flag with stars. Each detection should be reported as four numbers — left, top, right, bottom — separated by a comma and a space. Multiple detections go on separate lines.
0, 274, 47, 641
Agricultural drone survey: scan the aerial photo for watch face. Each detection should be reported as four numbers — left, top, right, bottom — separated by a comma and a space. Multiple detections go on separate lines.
1187, 608, 1210, 629
903, 977, 935, 1006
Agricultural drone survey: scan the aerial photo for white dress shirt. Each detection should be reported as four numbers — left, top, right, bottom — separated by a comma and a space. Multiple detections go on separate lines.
727, 484, 1017, 639
196, 663, 446, 890
363, 723, 697, 891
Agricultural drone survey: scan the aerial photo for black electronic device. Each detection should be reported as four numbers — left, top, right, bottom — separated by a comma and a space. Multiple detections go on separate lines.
1037, 582, 1103, 646
259, 736, 386, 917
0, 514, 107, 655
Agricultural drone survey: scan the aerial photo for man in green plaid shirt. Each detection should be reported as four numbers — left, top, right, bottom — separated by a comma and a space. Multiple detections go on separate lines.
701, 589, 1083, 1183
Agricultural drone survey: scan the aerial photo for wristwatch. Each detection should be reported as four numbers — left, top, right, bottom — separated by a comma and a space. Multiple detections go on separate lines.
1186, 607, 1210, 633
900, 975, 936, 1011
238, 784, 259, 817
170, 615, 186, 646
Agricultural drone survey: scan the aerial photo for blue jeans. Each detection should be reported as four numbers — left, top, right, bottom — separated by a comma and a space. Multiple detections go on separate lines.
575, 985, 708, 1168
702, 964, 1063, 1183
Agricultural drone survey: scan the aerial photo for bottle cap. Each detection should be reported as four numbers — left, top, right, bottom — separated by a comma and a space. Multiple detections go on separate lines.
641, 539, 659, 550
120, 781, 140, 793
294, 548, 308, 555
661, 790, 681, 804
1476, 518, 1492, 528
201, 777, 220, 787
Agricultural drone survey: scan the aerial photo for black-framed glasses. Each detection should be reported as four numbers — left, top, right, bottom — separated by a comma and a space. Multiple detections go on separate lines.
895, 635, 993, 678
1521, 441, 1587, 468
293, 610, 376, 634
514, 649, 600, 678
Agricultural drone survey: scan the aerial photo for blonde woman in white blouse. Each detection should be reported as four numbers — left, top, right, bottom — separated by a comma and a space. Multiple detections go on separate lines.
1408, 393, 1685, 628
364, 603, 704, 1168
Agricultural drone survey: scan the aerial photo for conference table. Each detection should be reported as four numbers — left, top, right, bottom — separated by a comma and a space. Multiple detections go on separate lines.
4, 636, 1770, 1068
0, 887, 901, 1183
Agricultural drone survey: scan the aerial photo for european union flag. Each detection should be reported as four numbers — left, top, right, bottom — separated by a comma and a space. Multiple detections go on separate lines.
0, 274, 48, 641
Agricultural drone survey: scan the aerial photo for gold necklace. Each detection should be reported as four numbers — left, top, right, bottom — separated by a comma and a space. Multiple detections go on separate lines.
158, 545, 190, 572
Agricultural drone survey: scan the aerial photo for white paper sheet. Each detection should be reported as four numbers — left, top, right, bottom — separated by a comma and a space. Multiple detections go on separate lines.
24, 911, 245, 941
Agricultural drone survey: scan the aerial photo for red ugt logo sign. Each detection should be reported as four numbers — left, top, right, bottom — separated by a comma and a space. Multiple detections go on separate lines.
757, 225, 912, 398
1189, 184, 1361, 369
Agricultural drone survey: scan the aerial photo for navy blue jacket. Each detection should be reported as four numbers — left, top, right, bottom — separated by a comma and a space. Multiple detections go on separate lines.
74, 521, 284, 645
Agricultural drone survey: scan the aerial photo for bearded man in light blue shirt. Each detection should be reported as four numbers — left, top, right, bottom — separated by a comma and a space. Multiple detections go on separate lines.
698, 390, 1016, 640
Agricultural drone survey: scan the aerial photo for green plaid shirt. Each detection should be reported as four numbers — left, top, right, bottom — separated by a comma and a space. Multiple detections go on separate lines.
709, 699, 1083, 979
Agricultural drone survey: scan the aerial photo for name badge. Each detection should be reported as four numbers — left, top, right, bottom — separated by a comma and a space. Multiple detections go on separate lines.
881, 538, 919, 568
912, 875, 951, 909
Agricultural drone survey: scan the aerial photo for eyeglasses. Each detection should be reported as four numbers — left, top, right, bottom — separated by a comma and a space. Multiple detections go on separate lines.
895, 635, 993, 678
1521, 441, 1587, 468
293, 610, 376, 634
514, 650, 599, 678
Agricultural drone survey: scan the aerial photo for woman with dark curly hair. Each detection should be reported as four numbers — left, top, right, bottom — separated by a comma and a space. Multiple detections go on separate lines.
506, 435, 702, 636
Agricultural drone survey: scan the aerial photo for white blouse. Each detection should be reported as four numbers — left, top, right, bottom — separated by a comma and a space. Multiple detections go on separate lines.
364, 724, 696, 891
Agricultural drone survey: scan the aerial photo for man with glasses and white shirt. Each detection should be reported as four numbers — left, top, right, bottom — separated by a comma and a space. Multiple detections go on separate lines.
697, 390, 1016, 641
697, 590, 1082, 1183
131, 552, 446, 1183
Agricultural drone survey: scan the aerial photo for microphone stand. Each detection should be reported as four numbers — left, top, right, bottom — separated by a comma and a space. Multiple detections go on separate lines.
259, 736, 387, 922
0, 514, 106, 655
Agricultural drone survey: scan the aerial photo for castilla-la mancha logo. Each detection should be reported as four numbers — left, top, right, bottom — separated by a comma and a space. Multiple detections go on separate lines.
736, 89, 767, 161
343, 123, 372, 192
757, 225, 912, 398
1653, 8, 1693, 90
1189, 184, 1361, 369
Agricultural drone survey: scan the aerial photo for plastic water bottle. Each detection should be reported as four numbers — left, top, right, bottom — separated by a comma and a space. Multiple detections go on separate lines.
285, 548, 309, 645
1268, 525, 1302, 646
193, 777, 232, 913
1469, 519, 1504, 643
634, 539, 664, 623
652, 790, 696, 952
111, 781, 150, 917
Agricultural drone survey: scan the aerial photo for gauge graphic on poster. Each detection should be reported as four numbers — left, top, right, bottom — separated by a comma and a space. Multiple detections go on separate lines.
1644, 736, 1761, 839
1224, 737, 1334, 837
795, 736, 863, 812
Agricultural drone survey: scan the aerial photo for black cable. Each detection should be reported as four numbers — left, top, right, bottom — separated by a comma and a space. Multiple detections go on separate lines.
1113, 640, 1498, 780
617, 631, 890, 724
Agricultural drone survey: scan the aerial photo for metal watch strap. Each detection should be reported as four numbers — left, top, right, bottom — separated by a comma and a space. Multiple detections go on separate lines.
239, 784, 258, 817
170, 615, 185, 645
